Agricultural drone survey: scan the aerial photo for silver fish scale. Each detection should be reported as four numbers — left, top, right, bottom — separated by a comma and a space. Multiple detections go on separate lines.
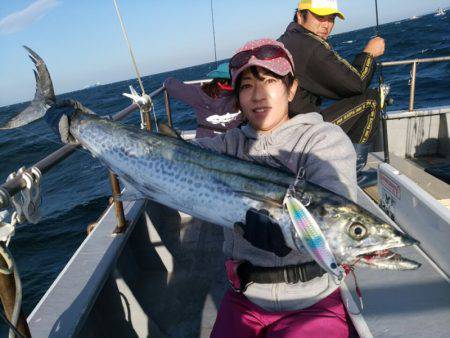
66, 113, 420, 270
71, 114, 289, 230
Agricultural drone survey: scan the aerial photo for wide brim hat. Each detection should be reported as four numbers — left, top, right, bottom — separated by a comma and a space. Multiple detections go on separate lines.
298, 0, 345, 20
206, 62, 231, 80
230, 38, 294, 86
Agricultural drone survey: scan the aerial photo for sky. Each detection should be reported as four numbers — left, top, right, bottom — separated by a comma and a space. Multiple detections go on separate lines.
1, 0, 450, 106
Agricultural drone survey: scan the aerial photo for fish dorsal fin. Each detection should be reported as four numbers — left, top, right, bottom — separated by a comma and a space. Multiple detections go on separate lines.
159, 123, 182, 139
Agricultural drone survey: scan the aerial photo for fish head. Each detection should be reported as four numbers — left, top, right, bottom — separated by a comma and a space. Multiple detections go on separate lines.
316, 202, 421, 271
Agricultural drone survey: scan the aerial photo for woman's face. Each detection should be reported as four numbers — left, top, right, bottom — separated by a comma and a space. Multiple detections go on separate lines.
238, 67, 297, 132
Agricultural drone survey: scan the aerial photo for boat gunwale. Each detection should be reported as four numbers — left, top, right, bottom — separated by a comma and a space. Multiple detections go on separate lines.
385, 105, 450, 119
26, 199, 146, 337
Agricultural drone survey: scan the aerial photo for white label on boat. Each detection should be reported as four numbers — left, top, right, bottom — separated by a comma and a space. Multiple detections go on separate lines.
380, 173, 401, 199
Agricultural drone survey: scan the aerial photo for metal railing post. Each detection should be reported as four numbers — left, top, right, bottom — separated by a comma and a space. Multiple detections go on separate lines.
409, 61, 417, 112
108, 171, 127, 234
164, 89, 173, 128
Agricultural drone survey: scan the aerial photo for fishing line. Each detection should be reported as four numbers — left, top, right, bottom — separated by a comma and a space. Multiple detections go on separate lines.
112, 0, 156, 131
112, 0, 146, 96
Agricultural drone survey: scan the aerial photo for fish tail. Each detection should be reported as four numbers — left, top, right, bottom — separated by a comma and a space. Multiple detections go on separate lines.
0, 47, 56, 130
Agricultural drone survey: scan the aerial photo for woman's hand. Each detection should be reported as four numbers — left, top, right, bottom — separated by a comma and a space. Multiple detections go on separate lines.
234, 208, 292, 257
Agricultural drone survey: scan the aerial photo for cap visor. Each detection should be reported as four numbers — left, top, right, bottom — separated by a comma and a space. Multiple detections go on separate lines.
309, 8, 345, 20
206, 70, 230, 79
231, 58, 292, 86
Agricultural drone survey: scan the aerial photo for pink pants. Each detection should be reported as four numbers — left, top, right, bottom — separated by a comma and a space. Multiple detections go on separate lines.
210, 288, 352, 338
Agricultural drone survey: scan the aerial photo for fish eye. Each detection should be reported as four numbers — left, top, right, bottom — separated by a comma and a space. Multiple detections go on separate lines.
349, 222, 368, 240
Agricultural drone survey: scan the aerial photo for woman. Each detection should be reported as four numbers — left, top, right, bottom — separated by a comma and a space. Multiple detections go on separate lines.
164, 62, 243, 138
45, 38, 357, 337
194, 38, 357, 337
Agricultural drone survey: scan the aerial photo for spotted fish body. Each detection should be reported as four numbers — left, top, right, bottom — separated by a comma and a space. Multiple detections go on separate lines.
284, 193, 343, 281
70, 111, 293, 232
66, 111, 420, 272
2, 47, 422, 272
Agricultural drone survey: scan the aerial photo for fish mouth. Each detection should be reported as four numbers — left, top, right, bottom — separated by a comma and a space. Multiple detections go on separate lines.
359, 249, 399, 263
356, 249, 421, 270
353, 232, 421, 270
351, 231, 421, 270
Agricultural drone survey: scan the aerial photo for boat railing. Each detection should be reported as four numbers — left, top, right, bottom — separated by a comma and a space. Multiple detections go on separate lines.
380, 55, 450, 112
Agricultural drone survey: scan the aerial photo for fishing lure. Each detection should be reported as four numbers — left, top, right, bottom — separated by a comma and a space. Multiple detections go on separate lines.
284, 189, 344, 283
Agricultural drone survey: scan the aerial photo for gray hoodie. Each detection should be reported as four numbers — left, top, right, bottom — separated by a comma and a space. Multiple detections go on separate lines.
195, 112, 357, 310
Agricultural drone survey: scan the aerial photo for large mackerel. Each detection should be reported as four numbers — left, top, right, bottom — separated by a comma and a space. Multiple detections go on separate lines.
1, 47, 421, 271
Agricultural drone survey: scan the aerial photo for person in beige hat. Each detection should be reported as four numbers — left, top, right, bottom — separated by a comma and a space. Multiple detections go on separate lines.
279, 0, 385, 183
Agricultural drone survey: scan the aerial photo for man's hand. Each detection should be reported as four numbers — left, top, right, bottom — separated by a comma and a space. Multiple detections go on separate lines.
363, 37, 385, 58
234, 208, 292, 257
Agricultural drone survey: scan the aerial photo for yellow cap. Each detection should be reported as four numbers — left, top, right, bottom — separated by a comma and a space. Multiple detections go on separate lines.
298, 0, 345, 20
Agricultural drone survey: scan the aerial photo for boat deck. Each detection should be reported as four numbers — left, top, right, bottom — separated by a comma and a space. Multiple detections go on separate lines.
129, 212, 226, 338
78, 201, 227, 338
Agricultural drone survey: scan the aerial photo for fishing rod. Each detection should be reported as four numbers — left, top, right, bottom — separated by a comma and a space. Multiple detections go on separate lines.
374, 0, 380, 36
210, 0, 219, 68
374, 0, 384, 81
374, 0, 390, 163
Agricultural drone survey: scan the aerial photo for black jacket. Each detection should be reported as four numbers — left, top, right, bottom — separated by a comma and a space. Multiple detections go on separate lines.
278, 23, 376, 115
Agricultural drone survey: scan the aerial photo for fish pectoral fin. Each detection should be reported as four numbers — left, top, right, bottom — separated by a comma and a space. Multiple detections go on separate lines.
158, 123, 183, 139
236, 191, 283, 208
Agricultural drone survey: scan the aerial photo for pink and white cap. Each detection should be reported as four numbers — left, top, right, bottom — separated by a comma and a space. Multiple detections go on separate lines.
230, 38, 295, 86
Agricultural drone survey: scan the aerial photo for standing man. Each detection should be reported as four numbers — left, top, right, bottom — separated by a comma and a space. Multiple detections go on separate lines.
278, 0, 385, 173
